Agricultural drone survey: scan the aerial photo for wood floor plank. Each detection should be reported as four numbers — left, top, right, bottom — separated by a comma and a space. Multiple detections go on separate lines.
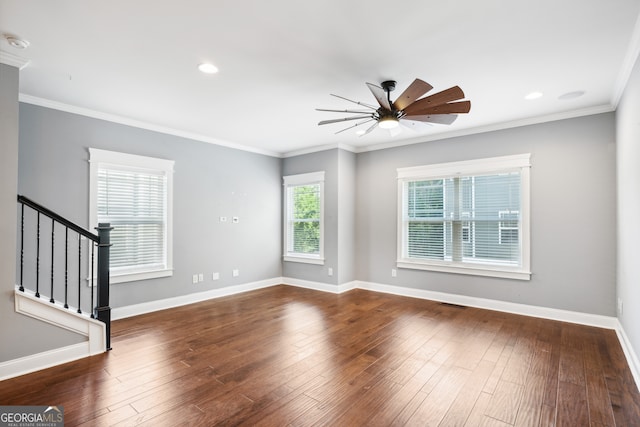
363, 360, 441, 426
439, 359, 495, 426
513, 373, 546, 427
556, 380, 589, 426
484, 379, 525, 424
406, 365, 472, 425
0, 285, 638, 426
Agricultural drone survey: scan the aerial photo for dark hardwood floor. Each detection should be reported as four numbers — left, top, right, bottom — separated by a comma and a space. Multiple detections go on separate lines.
1, 285, 639, 426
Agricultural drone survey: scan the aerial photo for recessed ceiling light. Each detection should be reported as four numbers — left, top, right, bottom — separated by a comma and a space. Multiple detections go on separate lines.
198, 63, 219, 74
524, 91, 543, 100
558, 91, 585, 100
4, 34, 30, 49
355, 130, 366, 135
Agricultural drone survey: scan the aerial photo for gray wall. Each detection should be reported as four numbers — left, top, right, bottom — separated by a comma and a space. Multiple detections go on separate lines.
337, 149, 356, 284
356, 113, 617, 316
282, 149, 338, 284
617, 53, 640, 359
281, 148, 357, 287
11, 103, 282, 360
1, 65, 86, 363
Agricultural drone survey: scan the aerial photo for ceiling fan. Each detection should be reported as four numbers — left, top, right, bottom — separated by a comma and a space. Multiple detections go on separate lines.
317, 78, 471, 135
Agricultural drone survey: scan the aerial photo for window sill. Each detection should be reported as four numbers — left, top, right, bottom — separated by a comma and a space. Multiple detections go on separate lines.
397, 260, 531, 281
109, 268, 174, 284
283, 255, 325, 265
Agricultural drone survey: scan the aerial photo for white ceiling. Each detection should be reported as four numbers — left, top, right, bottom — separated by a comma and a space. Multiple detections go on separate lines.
2, 1, 640, 157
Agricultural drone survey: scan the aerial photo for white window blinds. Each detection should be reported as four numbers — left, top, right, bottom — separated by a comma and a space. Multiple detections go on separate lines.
405, 173, 521, 265
89, 148, 174, 283
398, 154, 531, 280
97, 168, 167, 272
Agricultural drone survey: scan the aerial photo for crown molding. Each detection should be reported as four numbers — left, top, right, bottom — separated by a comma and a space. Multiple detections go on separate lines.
354, 104, 615, 154
18, 94, 282, 158
612, 11, 640, 107
282, 142, 358, 158
0, 50, 30, 70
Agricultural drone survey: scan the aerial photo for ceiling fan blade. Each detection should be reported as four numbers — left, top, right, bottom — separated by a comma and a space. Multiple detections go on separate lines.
393, 79, 434, 110
402, 86, 465, 115
330, 94, 378, 110
400, 119, 432, 131
389, 126, 403, 137
316, 108, 373, 114
403, 100, 471, 116
366, 83, 392, 111
361, 121, 378, 136
318, 115, 373, 126
404, 114, 459, 125
334, 118, 376, 134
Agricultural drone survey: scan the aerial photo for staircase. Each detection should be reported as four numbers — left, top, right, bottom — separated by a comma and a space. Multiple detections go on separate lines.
15, 195, 112, 353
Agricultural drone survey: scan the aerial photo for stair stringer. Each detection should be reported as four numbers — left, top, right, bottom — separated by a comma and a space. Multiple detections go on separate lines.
14, 288, 106, 356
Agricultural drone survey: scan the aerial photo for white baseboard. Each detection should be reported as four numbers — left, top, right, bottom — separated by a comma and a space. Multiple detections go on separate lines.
615, 320, 640, 392
280, 277, 358, 294
112, 277, 282, 320
352, 281, 619, 330
0, 342, 91, 381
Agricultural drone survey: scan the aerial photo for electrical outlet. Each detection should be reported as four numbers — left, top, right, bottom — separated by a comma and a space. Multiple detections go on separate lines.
328, 267, 333, 276
212, 272, 220, 280
391, 269, 397, 277
198, 273, 204, 282
192, 274, 198, 284
232, 269, 239, 277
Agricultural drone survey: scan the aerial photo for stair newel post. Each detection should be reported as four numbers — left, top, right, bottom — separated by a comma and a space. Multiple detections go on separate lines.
96, 223, 113, 350
50, 218, 55, 304
35, 212, 40, 298
19, 203, 24, 292
90, 243, 95, 318
77, 237, 82, 314
64, 227, 69, 309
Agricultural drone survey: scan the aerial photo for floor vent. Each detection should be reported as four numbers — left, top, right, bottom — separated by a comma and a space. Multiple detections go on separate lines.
439, 302, 467, 309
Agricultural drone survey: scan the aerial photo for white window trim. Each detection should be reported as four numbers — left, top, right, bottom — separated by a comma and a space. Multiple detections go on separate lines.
282, 171, 325, 265
89, 148, 174, 284
396, 154, 531, 281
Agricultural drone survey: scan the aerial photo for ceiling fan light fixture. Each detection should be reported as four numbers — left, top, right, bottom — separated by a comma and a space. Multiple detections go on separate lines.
378, 116, 400, 129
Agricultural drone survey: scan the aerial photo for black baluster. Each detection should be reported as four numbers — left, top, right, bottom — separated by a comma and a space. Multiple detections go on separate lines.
35, 212, 40, 298
77, 236, 82, 314
64, 227, 69, 309
19, 203, 24, 292
90, 243, 95, 318
50, 218, 55, 303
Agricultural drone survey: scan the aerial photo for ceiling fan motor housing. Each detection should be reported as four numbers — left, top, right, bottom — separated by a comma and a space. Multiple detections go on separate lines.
381, 80, 396, 93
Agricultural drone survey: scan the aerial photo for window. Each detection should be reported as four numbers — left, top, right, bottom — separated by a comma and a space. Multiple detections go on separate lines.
283, 171, 325, 264
89, 148, 174, 283
397, 154, 531, 280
